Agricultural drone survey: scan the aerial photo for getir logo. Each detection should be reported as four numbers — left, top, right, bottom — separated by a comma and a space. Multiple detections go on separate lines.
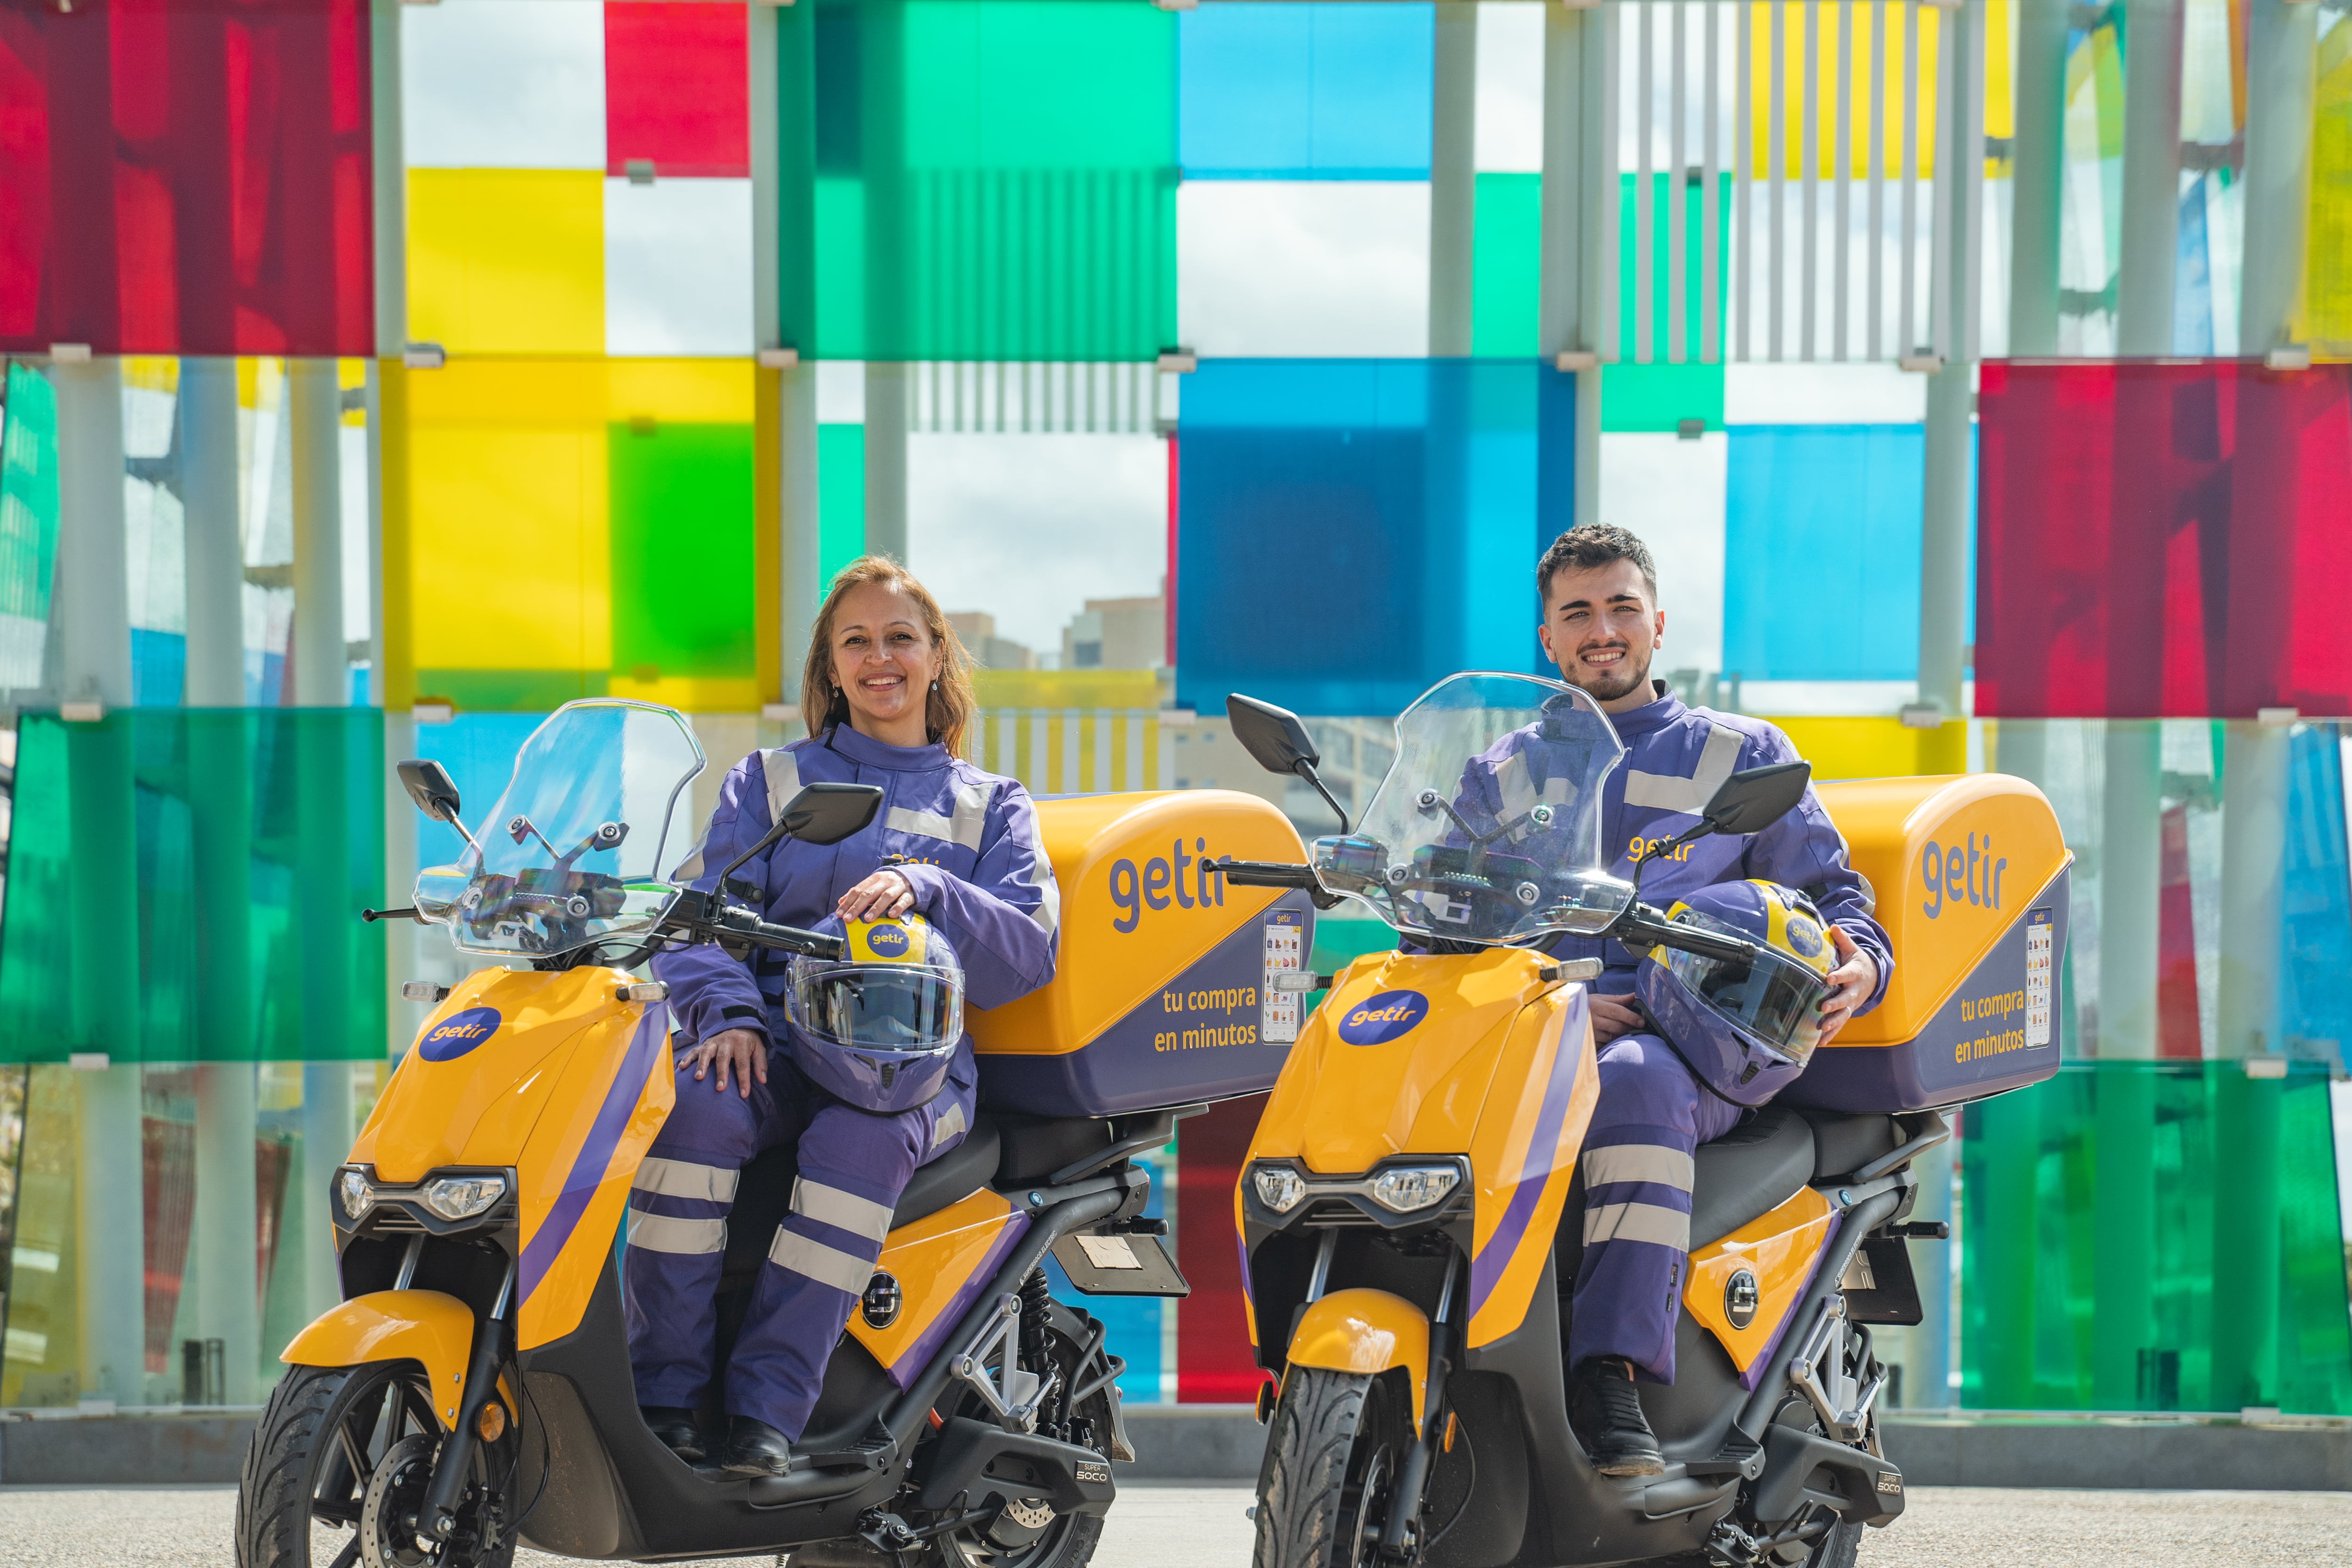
420, 1006, 501, 1062
1921, 828, 2008, 919
864, 922, 911, 958
1338, 990, 1430, 1045
1109, 839, 1228, 934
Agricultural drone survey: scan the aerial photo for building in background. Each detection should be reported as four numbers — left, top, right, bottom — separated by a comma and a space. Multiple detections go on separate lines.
1059, 592, 1165, 672
946, 610, 1036, 672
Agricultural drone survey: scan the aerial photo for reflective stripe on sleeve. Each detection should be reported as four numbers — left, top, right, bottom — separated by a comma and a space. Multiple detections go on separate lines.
767, 1227, 878, 1293
627, 1212, 728, 1255
1582, 1201, 1692, 1250
792, 1176, 895, 1243
1622, 722, 1747, 816
888, 782, 991, 852
632, 1156, 740, 1204
1578, 1144, 1695, 1193
1020, 820, 1061, 939
930, 1101, 968, 1152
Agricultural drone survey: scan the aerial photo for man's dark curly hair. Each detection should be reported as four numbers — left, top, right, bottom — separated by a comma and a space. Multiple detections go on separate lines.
1536, 523, 1658, 605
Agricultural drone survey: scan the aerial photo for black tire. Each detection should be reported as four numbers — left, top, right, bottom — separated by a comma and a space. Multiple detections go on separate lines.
236, 1361, 515, 1568
1804, 1519, 1861, 1568
1253, 1368, 1414, 1568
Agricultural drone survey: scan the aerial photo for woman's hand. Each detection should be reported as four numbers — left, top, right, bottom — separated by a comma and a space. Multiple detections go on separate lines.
1590, 992, 1647, 1044
684, 1027, 768, 1099
837, 868, 916, 923
1815, 926, 1879, 1045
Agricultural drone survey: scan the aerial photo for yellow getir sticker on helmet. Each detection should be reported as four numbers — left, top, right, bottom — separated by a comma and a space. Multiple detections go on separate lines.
1751, 880, 1834, 976
849, 914, 928, 965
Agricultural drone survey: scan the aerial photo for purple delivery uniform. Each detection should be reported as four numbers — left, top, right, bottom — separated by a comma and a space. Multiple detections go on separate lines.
1454, 682, 1890, 1384
624, 724, 1058, 1440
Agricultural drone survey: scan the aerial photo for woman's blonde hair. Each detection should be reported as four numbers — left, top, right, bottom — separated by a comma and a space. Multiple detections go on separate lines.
799, 557, 977, 757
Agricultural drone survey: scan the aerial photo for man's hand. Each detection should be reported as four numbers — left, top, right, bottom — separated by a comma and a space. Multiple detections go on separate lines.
684, 1027, 767, 1099
1815, 926, 1879, 1044
1591, 992, 1647, 1044
838, 868, 916, 923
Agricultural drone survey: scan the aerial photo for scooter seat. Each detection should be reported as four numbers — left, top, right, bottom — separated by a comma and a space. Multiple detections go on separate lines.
1688, 1103, 1816, 1249
892, 1113, 1002, 1228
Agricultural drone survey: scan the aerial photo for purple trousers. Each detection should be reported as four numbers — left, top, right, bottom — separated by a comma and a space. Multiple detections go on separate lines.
1567, 1033, 1743, 1384
623, 1049, 975, 1439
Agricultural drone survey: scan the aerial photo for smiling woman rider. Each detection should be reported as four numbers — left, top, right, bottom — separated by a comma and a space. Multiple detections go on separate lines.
623, 557, 1060, 1476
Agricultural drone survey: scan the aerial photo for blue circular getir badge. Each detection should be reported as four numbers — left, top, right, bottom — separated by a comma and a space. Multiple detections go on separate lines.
1337, 990, 1430, 1046
419, 1006, 501, 1061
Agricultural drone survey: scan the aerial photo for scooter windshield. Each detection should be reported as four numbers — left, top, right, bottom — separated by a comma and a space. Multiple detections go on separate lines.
412, 699, 707, 959
1308, 672, 1635, 948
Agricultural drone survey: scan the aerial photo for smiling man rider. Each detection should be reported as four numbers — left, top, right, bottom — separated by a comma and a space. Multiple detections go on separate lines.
1533, 525, 1891, 1477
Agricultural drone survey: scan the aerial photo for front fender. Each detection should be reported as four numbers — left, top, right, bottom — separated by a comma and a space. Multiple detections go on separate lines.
281, 1290, 480, 1430
1287, 1287, 1430, 1429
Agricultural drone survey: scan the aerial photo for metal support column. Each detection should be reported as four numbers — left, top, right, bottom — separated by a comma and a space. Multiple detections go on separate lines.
1430, 1, 1477, 357
290, 360, 353, 1322
759, 0, 824, 698
181, 356, 260, 1405
865, 363, 909, 564
2093, 721, 2160, 1407
56, 356, 147, 1405
1540, 0, 1606, 527
2116, 0, 2185, 354
2008, 0, 2067, 353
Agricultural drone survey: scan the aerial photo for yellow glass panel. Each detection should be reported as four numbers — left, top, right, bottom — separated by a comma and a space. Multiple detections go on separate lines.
1745, 0, 1947, 179
407, 361, 612, 678
1767, 714, 1962, 780
408, 169, 605, 356
2305, 18, 2352, 358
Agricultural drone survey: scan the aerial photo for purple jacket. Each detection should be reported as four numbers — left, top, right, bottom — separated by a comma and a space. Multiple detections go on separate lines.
1464, 683, 1893, 1006
652, 725, 1060, 1053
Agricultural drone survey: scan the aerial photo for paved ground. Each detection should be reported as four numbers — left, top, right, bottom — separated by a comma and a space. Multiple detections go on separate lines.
4, 1481, 2351, 1565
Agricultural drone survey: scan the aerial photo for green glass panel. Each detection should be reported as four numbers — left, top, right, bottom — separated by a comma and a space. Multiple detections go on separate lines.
1607, 171, 1729, 433
1470, 172, 1541, 357
0, 710, 386, 1064
608, 421, 758, 681
0, 364, 59, 687
411, 671, 611, 712
818, 421, 868, 582
1960, 1061, 2352, 1413
784, 0, 1179, 361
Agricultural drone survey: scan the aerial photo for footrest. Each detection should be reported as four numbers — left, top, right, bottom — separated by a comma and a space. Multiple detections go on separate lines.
804, 1420, 898, 1472
1683, 1431, 1764, 1481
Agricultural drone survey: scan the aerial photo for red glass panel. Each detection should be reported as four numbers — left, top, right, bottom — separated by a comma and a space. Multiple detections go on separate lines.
1176, 1093, 1267, 1402
1976, 361, 2352, 718
604, 2, 747, 179
0, 0, 373, 357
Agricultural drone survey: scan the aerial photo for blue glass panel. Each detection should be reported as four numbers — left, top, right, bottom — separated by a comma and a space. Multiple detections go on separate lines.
2283, 725, 2352, 1067
1178, 3, 1432, 180
131, 627, 184, 707
1174, 359, 1571, 716
405, 713, 553, 872
1723, 424, 1969, 683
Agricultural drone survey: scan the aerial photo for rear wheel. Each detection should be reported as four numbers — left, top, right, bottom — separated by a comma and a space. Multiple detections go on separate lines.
237, 1362, 515, 1568
1253, 1368, 1417, 1568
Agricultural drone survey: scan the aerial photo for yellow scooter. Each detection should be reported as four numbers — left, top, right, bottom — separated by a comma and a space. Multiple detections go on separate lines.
234, 699, 1257, 1568
1214, 673, 2070, 1568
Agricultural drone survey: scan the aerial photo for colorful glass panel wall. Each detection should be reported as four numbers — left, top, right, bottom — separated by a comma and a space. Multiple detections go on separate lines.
0, 711, 386, 1065
784, 0, 1179, 361
605, 1, 749, 178
1961, 1061, 2352, 1414
395, 359, 771, 713
0, 0, 375, 356
1975, 361, 2352, 718
1172, 359, 1570, 716
0, 363, 58, 691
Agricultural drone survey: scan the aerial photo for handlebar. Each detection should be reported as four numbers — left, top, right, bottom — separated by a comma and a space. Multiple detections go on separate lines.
1216, 858, 1344, 910
1611, 903, 1762, 965
703, 905, 844, 959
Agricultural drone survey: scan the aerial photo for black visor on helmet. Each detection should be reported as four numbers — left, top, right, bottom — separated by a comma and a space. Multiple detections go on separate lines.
787, 963, 962, 1054
1659, 911, 1835, 1067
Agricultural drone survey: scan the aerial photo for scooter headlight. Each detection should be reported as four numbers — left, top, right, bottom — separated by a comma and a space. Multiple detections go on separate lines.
1367, 1165, 1461, 1214
422, 1172, 509, 1222
337, 1167, 375, 1222
1253, 1164, 1309, 1214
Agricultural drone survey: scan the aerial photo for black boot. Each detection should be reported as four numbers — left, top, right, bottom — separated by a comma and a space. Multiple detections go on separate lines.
640, 1406, 705, 1463
1567, 1357, 1665, 1478
720, 1415, 800, 1477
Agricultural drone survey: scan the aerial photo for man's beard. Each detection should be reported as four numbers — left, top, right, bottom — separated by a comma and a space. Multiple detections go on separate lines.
1569, 641, 1652, 702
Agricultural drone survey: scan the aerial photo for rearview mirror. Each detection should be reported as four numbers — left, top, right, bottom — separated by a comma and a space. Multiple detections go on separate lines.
1698, 761, 1812, 837
777, 782, 884, 848
1225, 694, 1320, 777
396, 759, 463, 824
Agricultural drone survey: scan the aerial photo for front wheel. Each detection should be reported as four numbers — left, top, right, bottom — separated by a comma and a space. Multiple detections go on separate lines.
1253, 1368, 1417, 1568
237, 1361, 516, 1568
